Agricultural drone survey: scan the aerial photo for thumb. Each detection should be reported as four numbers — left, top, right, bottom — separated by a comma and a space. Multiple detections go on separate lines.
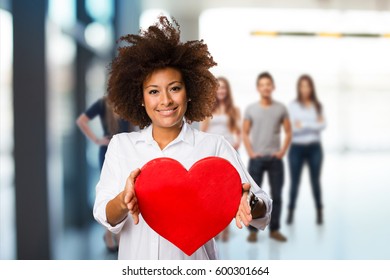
124, 168, 141, 203
242, 183, 250, 192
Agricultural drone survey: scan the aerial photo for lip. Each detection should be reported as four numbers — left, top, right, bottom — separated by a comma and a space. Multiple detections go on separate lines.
156, 106, 178, 117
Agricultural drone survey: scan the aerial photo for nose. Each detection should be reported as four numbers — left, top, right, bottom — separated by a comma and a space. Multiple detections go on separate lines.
160, 90, 173, 106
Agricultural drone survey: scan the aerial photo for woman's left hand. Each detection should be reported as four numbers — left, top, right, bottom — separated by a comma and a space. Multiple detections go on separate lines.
235, 183, 252, 229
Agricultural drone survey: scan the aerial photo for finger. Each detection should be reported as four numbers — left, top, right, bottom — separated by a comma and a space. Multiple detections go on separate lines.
243, 210, 252, 226
126, 196, 137, 211
238, 201, 250, 226
235, 214, 242, 229
239, 209, 250, 226
242, 197, 251, 214
247, 213, 253, 224
132, 212, 139, 225
133, 208, 140, 225
240, 200, 253, 224
128, 201, 138, 214
129, 168, 141, 182
242, 183, 250, 192
124, 190, 134, 204
125, 169, 141, 191
132, 204, 139, 215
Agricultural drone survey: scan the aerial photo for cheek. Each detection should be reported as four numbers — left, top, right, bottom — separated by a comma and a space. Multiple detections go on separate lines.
143, 95, 157, 112
175, 91, 187, 107
218, 91, 226, 98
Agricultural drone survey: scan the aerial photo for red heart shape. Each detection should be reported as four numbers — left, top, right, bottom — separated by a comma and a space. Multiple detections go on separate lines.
135, 156, 242, 256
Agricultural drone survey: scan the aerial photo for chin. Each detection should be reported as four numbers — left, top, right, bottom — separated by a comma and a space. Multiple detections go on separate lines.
154, 118, 183, 128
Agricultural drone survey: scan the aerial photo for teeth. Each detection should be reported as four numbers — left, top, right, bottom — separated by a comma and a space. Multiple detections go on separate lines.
158, 108, 175, 112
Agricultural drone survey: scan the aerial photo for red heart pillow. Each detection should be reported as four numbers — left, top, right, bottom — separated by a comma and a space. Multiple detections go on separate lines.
135, 156, 242, 256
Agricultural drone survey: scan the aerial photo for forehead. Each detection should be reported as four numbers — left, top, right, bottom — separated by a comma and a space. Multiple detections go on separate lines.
300, 79, 311, 85
143, 67, 183, 86
218, 79, 227, 86
258, 77, 273, 85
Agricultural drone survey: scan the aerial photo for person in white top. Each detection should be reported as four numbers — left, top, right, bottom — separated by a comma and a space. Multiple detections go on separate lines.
93, 16, 272, 260
200, 77, 241, 242
286, 74, 326, 225
201, 77, 241, 149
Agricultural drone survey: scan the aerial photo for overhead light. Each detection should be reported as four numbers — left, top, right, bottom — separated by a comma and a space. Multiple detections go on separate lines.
84, 22, 109, 51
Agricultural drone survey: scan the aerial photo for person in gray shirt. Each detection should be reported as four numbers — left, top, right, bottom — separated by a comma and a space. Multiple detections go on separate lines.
243, 72, 292, 242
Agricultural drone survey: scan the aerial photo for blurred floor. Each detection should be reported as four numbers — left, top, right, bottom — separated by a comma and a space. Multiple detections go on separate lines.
54, 223, 117, 260
219, 151, 390, 259
51, 152, 390, 260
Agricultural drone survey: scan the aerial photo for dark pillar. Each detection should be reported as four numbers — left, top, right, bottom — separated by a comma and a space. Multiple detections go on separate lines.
12, 0, 50, 259
63, 0, 93, 228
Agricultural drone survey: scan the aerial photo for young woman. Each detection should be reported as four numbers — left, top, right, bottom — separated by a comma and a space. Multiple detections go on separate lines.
93, 16, 272, 260
200, 77, 241, 149
200, 77, 241, 241
76, 96, 136, 251
287, 74, 326, 225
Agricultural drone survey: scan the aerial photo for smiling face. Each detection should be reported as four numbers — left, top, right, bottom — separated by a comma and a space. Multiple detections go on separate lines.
142, 67, 188, 130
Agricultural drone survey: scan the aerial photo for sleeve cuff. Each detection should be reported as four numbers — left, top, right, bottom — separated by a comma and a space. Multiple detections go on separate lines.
248, 195, 273, 231
93, 200, 128, 234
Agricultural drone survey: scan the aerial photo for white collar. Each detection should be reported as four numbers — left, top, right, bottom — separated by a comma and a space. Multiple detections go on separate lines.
136, 121, 195, 147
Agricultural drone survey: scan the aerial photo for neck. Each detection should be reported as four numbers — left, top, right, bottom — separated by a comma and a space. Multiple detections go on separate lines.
152, 122, 183, 150
218, 101, 225, 107
260, 97, 272, 106
301, 98, 312, 106
214, 102, 225, 113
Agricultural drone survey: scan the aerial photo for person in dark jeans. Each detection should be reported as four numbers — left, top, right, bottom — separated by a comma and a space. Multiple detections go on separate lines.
76, 96, 137, 251
287, 74, 326, 225
243, 72, 292, 242
248, 156, 284, 233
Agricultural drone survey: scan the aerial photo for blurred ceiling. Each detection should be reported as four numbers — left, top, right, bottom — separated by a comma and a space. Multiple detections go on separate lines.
142, 0, 390, 18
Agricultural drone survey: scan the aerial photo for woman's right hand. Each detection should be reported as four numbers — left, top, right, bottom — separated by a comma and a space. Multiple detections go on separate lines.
121, 168, 141, 224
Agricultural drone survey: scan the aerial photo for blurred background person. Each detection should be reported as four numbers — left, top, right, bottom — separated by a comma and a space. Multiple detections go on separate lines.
76, 96, 136, 251
201, 77, 241, 149
286, 74, 326, 225
243, 72, 291, 243
200, 76, 241, 242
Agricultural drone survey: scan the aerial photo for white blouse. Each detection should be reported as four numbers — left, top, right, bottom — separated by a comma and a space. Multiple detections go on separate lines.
93, 122, 272, 260
207, 114, 235, 146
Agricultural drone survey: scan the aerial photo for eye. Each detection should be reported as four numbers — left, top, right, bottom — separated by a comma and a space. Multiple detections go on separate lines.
170, 86, 181, 92
149, 89, 159, 95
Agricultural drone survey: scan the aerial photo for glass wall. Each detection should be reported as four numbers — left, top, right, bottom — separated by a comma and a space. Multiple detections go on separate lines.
0, 6, 15, 260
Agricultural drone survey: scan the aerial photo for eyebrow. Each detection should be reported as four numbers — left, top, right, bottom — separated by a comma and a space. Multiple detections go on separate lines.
144, 80, 183, 89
